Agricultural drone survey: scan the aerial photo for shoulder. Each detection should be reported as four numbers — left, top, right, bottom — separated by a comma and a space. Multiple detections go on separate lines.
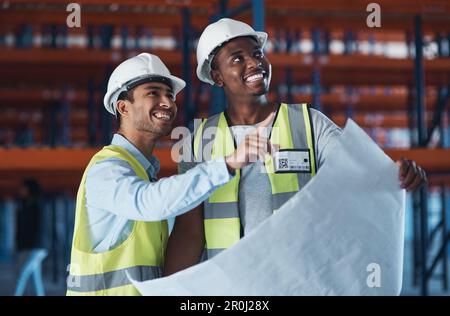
308, 108, 342, 133
285, 104, 341, 130
201, 112, 222, 129
309, 107, 333, 121
86, 157, 135, 182
205, 112, 221, 121
191, 112, 222, 142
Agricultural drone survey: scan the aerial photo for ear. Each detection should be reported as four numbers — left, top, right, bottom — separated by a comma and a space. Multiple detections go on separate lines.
116, 99, 129, 117
211, 69, 224, 87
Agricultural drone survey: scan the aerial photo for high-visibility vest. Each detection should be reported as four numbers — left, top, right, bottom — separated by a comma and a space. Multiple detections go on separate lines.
66, 145, 168, 296
193, 103, 316, 258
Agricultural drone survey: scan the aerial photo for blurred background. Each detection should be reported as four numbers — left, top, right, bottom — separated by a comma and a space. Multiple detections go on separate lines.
0, 0, 449, 296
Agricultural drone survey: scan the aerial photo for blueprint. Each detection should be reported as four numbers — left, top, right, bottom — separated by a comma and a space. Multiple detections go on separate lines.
129, 119, 406, 295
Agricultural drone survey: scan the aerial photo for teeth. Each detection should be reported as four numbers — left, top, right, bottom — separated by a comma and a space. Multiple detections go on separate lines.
246, 73, 263, 83
153, 112, 171, 121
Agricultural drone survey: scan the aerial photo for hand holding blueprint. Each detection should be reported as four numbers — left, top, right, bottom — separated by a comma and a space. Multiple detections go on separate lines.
130, 119, 406, 295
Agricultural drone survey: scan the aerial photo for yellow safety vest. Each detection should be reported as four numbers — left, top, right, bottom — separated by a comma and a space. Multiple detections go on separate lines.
193, 103, 316, 258
66, 145, 168, 296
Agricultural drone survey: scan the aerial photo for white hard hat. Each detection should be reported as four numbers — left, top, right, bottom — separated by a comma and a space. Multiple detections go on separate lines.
196, 18, 268, 85
103, 53, 186, 115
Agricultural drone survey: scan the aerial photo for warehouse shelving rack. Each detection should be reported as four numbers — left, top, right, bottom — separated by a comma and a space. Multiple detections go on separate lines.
0, 0, 449, 294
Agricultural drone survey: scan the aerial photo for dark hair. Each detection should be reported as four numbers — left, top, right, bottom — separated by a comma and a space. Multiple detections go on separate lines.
209, 45, 222, 71
115, 89, 135, 127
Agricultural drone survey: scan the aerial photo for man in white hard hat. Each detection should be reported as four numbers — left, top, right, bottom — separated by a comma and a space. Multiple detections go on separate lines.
67, 52, 273, 295
164, 18, 427, 275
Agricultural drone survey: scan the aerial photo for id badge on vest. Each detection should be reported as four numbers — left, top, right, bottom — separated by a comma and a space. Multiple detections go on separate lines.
274, 149, 312, 174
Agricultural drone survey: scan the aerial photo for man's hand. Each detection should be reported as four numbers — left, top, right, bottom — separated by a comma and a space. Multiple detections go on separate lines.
396, 158, 427, 192
225, 112, 275, 171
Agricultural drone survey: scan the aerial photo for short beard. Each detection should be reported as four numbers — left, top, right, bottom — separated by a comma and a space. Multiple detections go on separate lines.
133, 119, 172, 137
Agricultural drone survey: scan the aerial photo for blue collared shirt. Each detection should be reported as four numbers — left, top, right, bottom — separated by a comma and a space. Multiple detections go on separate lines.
85, 134, 232, 253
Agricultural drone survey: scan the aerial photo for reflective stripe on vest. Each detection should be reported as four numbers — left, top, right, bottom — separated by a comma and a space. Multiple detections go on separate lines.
67, 265, 162, 293
67, 145, 168, 296
194, 103, 316, 259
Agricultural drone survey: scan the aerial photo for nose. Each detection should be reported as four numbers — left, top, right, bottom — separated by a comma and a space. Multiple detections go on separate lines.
246, 56, 262, 70
159, 96, 175, 110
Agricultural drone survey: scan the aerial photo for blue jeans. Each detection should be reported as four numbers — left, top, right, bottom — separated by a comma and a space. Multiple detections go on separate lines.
14, 248, 48, 296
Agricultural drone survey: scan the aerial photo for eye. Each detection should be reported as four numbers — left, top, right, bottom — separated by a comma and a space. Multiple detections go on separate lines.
167, 93, 175, 101
147, 90, 158, 97
254, 50, 263, 58
232, 56, 242, 63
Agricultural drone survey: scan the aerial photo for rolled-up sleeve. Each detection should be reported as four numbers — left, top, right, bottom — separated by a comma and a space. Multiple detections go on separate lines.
85, 157, 233, 222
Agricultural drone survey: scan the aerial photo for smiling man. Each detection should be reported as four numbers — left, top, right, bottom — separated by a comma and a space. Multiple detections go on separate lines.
164, 18, 427, 276
66, 53, 273, 296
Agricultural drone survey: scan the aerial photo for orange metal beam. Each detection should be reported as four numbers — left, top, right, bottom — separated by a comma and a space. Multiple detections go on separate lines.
385, 149, 450, 173
6, 0, 215, 8
1, 50, 450, 87
2, 0, 449, 34
262, 0, 450, 15
279, 93, 439, 112
9, 0, 450, 15
0, 89, 95, 104
265, 14, 450, 33
0, 147, 448, 196
3, 49, 450, 72
0, 8, 210, 29
2, 10, 449, 34
0, 110, 432, 130
270, 55, 450, 86
0, 147, 176, 171
268, 54, 450, 73
330, 113, 434, 129
2, 89, 441, 112
0, 48, 182, 65
0, 147, 448, 173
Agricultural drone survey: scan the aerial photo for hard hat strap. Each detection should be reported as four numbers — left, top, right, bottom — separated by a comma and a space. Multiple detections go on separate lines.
125, 75, 173, 92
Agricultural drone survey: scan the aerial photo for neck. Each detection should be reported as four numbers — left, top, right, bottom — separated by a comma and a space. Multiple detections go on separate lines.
225, 94, 275, 125
118, 128, 157, 163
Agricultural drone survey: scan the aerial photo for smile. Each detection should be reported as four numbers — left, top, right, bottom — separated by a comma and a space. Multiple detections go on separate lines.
152, 111, 172, 122
244, 71, 265, 83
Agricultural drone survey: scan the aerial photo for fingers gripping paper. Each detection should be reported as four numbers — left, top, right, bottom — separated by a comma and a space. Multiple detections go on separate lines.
129, 120, 406, 295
